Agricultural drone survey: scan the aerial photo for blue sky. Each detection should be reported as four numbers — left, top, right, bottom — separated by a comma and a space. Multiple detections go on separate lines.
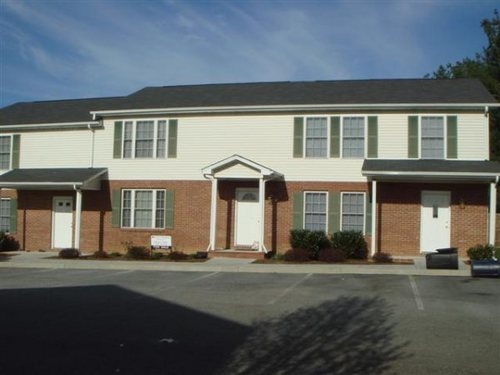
0, 0, 497, 107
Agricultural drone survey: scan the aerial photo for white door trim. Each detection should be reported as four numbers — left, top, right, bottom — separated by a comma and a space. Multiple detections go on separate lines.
52, 196, 74, 249
234, 188, 260, 248
420, 190, 451, 252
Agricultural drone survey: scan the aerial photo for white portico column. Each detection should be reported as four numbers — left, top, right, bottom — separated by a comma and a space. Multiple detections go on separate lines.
258, 178, 267, 252
488, 180, 497, 246
74, 187, 82, 251
208, 177, 218, 251
370, 179, 377, 256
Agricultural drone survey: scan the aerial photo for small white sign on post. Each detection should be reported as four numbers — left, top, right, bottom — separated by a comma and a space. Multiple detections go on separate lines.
151, 235, 172, 249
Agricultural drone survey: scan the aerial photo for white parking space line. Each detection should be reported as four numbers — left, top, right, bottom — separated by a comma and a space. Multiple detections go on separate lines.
409, 275, 425, 311
0, 268, 57, 278
189, 272, 220, 283
268, 273, 313, 305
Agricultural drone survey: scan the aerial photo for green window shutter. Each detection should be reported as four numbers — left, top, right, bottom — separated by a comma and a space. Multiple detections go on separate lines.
168, 120, 178, 158
111, 190, 121, 228
293, 117, 304, 158
113, 121, 123, 159
292, 192, 304, 229
9, 198, 17, 233
365, 193, 372, 235
330, 116, 340, 158
447, 116, 458, 159
11, 134, 20, 169
328, 191, 341, 235
408, 116, 419, 158
367, 116, 378, 159
164, 190, 174, 229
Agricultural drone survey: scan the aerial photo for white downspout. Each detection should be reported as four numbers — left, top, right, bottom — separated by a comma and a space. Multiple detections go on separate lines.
88, 124, 95, 168
370, 179, 377, 256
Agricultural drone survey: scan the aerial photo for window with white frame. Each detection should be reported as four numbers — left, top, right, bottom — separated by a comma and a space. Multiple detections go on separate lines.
0, 199, 11, 232
305, 117, 328, 157
121, 189, 166, 228
421, 116, 444, 159
0, 136, 12, 170
122, 120, 166, 159
304, 192, 327, 231
341, 193, 364, 232
342, 117, 365, 158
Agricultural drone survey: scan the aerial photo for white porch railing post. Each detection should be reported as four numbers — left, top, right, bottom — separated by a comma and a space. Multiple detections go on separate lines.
208, 177, 218, 251
489, 181, 497, 246
74, 188, 82, 251
259, 178, 267, 252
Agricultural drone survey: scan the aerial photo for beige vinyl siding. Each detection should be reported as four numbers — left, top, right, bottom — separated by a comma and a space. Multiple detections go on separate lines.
18, 129, 94, 168
456, 113, 489, 160
377, 114, 408, 159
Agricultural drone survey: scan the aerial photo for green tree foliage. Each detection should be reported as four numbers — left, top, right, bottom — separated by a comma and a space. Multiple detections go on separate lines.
427, 10, 500, 159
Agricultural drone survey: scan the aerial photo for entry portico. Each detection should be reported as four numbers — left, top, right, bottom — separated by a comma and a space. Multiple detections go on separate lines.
202, 154, 282, 252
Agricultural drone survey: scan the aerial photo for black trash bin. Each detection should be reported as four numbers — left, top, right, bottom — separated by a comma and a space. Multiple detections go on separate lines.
471, 259, 500, 277
425, 248, 458, 270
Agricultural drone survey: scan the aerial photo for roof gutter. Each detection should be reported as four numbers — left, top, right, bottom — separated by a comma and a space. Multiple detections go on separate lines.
0, 121, 102, 131
90, 102, 500, 117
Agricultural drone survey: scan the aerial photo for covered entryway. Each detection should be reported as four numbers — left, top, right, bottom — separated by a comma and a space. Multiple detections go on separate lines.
0, 167, 107, 250
202, 154, 282, 253
362, 159, 500, 256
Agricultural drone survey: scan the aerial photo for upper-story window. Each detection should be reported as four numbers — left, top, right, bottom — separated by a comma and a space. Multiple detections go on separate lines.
305, 117, 328, 157
114, 119, 177, 160
0, 136, 12, 169
421, 116, 444, 159
123, 120, 166, 159
294, 116, 376, 159
342, 117, 365, 158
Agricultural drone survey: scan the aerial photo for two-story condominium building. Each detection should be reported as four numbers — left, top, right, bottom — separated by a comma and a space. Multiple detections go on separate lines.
0, 79, 499, 257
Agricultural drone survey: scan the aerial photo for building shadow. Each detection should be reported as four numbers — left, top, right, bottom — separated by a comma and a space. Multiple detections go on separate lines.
0, 285, 249, 375
217, 296, 409, 375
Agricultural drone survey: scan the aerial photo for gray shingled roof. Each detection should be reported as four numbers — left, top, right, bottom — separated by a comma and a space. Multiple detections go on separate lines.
1, 79, 497, 126
362, 159, 500, 176
0, 168, 107, 185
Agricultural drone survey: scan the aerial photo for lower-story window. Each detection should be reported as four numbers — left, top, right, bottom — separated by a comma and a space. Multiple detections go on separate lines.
0, 198, 10, 232
121, 189, 165, 228
304, 192, 327, 231
341, 192, 365, 232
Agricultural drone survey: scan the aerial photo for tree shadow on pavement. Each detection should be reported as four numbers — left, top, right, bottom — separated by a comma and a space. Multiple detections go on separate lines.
218, 296, 409, 375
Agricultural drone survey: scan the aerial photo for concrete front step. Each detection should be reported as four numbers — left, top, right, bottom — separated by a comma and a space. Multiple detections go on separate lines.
208, 250, 265, 260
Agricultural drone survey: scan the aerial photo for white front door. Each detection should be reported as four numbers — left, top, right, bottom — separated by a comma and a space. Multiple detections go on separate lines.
420, 191, 450, 252
235, 188, 260, 248
52, 197, 74, 248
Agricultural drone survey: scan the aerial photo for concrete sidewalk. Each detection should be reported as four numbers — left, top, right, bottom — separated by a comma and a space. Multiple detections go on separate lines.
0, 250, 472, 276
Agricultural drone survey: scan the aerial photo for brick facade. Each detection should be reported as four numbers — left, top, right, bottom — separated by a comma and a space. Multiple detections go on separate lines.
8, 179, 491, 257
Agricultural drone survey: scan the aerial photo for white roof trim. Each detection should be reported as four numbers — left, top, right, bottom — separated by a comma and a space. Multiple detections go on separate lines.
91, 103, 500, 117
362, 170, 499, 181
0, 122, 101, 131
202, 154, 282, 179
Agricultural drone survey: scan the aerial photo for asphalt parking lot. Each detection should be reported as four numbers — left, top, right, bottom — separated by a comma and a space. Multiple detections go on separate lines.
0, 268, 498, 375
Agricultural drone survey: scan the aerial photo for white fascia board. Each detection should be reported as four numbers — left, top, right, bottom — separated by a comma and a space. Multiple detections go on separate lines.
0, 121, 101, 131
91, 103, 500, 117
362, 170, 500, 179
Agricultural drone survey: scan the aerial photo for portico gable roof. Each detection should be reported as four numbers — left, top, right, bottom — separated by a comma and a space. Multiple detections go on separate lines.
202, 154, 282, 180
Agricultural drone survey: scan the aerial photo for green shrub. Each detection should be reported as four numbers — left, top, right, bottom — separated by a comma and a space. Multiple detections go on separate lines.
151, 251, 164, 260
331, 231, 368, 259
59, 248, 80, 259
289, 229, 331, 260
318, 248, 346, 263
126, 246, 150, 260
283, 248, 310, 262
0, 232, 20, 252
467, 244, 494, 260
494, 247, 500, 260
167, 250, 188, 261
372, 252, 393, 263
